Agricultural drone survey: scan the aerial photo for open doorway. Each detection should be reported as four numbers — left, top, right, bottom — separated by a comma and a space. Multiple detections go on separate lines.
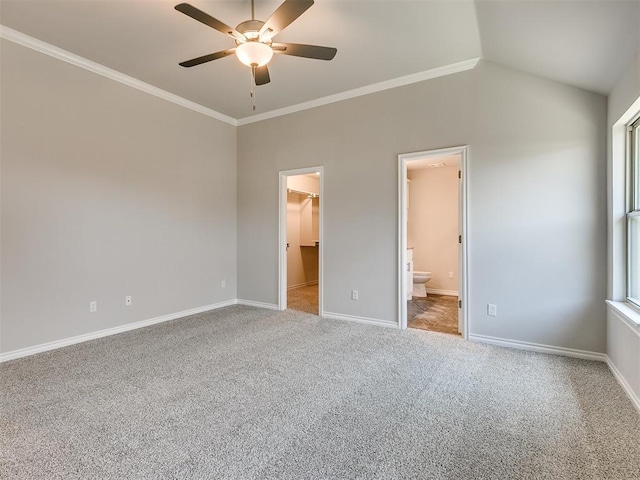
398, 147, 468, 337
279, 167, 323, 315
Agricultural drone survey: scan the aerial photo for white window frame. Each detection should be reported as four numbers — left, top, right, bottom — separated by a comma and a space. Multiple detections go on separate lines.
607, 96, 640, 330
626, 115, 640, 308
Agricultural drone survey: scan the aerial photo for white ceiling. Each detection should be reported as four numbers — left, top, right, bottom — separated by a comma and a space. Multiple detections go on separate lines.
1, 1, 638, 121
476, 0, 640, 95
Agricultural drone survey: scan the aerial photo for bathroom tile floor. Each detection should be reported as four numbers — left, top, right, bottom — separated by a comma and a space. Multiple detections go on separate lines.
408, 294, 460, 335
287, 284, 318, 315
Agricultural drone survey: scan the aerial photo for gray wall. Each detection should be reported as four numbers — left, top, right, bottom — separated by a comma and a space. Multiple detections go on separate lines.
469, 62, 606, 352
0, 40, 237, 353
238, 60, 607, 353
1, 40, 609, 357
608, 52, 640, 131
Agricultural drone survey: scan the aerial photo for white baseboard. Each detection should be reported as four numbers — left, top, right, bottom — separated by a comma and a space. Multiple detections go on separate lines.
0, 300, 237, 363
287, 281, 318, 290
606, 356, 640, 414
322, 311, 398, 329
426, 288, 458, 296
469, 333, 607, 362
236, 299, 281, 310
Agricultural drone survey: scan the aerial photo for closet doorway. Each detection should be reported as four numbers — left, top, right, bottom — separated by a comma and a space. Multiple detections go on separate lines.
278, 167, 323, 315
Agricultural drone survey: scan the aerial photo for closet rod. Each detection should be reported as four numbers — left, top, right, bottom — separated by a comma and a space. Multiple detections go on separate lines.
287, 188, 319, 198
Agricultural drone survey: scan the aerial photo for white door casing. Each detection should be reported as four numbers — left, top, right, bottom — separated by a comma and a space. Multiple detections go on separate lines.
398, 147, 469, 337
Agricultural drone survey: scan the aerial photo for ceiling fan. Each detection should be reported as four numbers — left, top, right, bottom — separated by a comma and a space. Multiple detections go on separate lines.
175, 0, 337, 109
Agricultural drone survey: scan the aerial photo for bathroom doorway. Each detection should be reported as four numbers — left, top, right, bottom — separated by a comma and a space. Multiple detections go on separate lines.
278, 167, 323, 315
398, 147, 469, 337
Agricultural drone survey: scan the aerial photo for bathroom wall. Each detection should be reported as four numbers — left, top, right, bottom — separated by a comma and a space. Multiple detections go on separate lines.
286, 175, 319, 289
408, 166, 459, 294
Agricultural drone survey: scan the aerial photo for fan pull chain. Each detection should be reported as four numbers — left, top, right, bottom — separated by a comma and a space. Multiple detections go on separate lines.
250, 66, 254, 98
250, 65, 257, 111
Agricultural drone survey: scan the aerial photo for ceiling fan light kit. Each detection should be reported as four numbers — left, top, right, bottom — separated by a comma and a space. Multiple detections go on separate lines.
175, 0, 337, 111
235, 42, 273, 67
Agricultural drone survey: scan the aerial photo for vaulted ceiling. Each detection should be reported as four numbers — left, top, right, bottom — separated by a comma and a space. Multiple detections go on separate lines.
1, 1, 639, 121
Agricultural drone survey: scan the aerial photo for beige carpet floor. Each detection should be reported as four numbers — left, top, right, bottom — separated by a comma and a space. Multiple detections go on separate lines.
408, 294, 460, 335
287, 284, 318, 315
1, 305, 639, 479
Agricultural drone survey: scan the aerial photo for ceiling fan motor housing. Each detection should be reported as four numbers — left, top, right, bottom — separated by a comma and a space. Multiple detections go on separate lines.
236, 20, 266, 41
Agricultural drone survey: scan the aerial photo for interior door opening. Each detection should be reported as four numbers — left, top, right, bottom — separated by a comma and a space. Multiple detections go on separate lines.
398, 147, 469, 338
279, 167, 323, 315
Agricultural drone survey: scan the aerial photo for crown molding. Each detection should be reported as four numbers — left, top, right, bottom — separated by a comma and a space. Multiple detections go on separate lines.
236, 58, 480, 126
1, 24, 479, 127
0, 24, 237, 126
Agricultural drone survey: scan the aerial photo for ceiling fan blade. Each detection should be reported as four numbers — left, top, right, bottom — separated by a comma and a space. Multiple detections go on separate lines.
254, 65, 271, 85
175, 3, 245, 41
259, 0, 314, 39
179, 49, 236, 68
272, 43, 337, 60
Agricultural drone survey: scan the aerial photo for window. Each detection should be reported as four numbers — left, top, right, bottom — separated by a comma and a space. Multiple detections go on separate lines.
627, 116, 640, 305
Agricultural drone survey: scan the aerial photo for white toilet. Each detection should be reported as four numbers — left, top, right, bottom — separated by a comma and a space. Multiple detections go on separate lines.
412, 271, 432, 297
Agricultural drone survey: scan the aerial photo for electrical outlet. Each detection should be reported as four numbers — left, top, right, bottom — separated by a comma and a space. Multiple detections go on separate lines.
125, 296, 132, 306
89, 301, 97, 313
487, 304, 497, 316
351, 290, 359, 300
449, 272, 454, 279
221, 280, 226, 288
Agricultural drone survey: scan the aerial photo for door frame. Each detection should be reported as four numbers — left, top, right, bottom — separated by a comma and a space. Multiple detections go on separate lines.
278, 166, 324, 313
398, 146, 469, 337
